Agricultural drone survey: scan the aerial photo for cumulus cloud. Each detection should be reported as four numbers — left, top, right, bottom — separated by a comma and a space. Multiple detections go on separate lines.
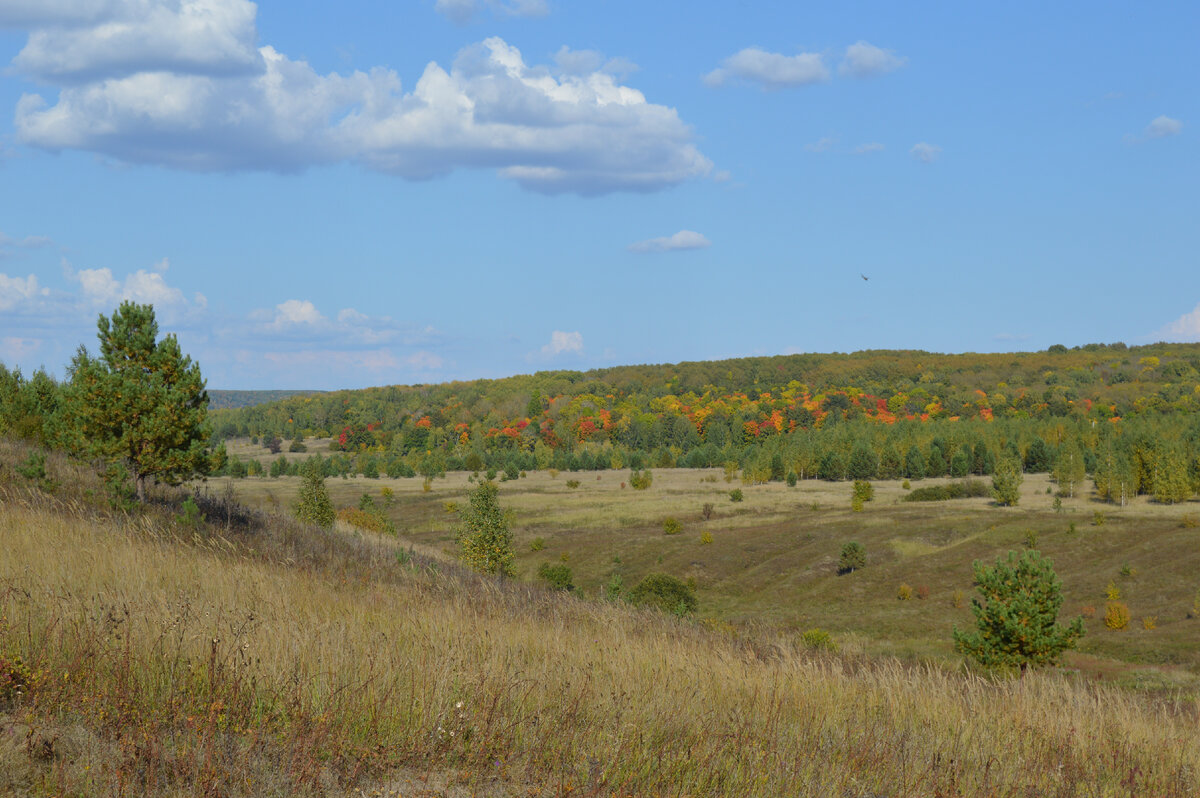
73, 266, 186, 307
435, 0, 548, 25
541, 330, 582, 356
9, 0, 262, 83
839, 41, 906, 78
627, 230, 711, 253
0, 272, 45, 311
1145, 115, 1183, 139
1157, 303, 1200, 341
704, 47, 828, 89
7, 6, 709, 195
910, 142, 941, 163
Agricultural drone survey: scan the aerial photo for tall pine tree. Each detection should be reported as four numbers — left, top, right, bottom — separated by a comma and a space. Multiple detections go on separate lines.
59, 303, 211, 501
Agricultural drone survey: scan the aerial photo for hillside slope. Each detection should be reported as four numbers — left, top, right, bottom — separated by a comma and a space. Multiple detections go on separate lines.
1, 440, 1198, 796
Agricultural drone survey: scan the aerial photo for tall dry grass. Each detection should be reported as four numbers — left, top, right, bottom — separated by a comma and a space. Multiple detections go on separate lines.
1, 455, 1198, 795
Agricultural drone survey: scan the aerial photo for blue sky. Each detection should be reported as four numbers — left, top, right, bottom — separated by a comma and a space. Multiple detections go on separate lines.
0, 1, 1195, 389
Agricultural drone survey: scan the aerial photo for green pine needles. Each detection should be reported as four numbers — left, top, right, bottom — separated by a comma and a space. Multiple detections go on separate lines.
295, 460, 335, 529
953, 549, 1085, 672
457, 481, 515, 577
58, 302, 211, 502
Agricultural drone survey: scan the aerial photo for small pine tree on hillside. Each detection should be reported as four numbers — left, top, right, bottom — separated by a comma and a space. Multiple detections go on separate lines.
295, 459, 335, 529
991, 456, 1023, 506
953, 549, 1085, 672
457, 480, 514, 577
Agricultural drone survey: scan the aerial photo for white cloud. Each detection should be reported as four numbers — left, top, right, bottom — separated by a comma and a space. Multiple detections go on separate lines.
910, 142, 941, 163
1145, 115, 1183, 139
804, 136, 836, 153
11, 0, 262, 83
435, 0, 548, 25
704, 47, 828, 89
853, 142, 884, 154
0, 231, 53, 256
628, 230, 711, 253
542, 330, 582, 356
839, 41, 906, 78
8, 5, 709, 195
74, 266, 185, 307
271, 298, 324, 327
152, 256, 170, 272
1157, 303, 1200, 341
0, 272, 44, 311
0, 336, 42, 360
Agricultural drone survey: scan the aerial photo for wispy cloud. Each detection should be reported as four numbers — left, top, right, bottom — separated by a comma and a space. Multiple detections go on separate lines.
839, 41, 906, 78
910, 142, 941, 163
628, 230, 711, 253
704, 47, 828, 89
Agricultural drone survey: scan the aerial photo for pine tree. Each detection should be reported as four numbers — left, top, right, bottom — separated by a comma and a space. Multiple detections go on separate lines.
847, 443, 879, 480
58, 302, 210, 501
903, 445, 926, 480
991, 455, 1023, 506
295, 459, 335, 528
953, 549, 1085, 672
457, 480, 514, 577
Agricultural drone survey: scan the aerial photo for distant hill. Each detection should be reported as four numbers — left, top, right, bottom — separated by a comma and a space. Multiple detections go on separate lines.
208, 389, 323, 410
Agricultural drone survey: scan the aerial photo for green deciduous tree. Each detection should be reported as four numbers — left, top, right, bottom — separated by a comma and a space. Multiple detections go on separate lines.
58, 302, 211, 502
1052, 439, 1086, 499
295, 459, 335, 528
953, 549, 1085, 672
457, 480, 514, 577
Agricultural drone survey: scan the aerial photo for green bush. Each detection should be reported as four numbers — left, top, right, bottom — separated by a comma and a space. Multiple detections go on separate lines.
565, 479, 581, 489
902, 481, 990, 502
629, 469, 653, 490
839, 541, 866, 574
729, 488, 744, 503
785, 471, 798, 487
629, 573, 698, 615
662, 517, 682, 535
15, 451, 46, 481
529, 537, 546, 552
537, 562, 574, 591
179, 496, 204, 527
852, 480, 874, 502
800, 628, 837, 651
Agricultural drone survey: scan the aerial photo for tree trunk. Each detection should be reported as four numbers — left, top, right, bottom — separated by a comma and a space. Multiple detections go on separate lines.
136, 473, 146, 503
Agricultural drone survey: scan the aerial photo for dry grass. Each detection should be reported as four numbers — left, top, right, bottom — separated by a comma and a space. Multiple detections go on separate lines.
2, 445, 1200, 795
216, 467, 1200, 676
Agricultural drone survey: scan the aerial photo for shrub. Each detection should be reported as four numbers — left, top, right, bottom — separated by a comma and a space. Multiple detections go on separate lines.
852, 480, 874, 502
952, 589, 965, 609
901, 481, 990, 502
1104, 601, 1130, 630
901, 479, 911, 490
897, 584, 913, 601
565, 479, 581, 489
529, 537, 545, 552
288, 437, 307, 453
991, 457, 1023, 506
485, 468, 497, 481
504, 464, 519, 481
1142, 616, 1157, 631
1080, 605, 1096, 618
179, 496, 204, 527
729, 488, 744, 503
1092, 511, 1105, 527
1105, 582, 1121, 601
629, 469, 653, 490
295, 460, 335, 529
16, 451, 46, 481
537, 562, 574, 591
701, 502, 715, 521
1024, 529, 1038, 550
785, 471, 798, 487
838, 541, 866, 574
457, 481, 514, 577
629, 573, 698, 615
1119, 561, 1134, 578
337, 507, 396, 535
953, 549, 1085, 671
916, 585, 931, 601
800, 628, 837, 651
1181, 514, 1199, 529
443, 501, 458, 513
604, 573, 624, 601
699, 531, 713, 545
547, 469, 559, 479
662, 517, 682, 535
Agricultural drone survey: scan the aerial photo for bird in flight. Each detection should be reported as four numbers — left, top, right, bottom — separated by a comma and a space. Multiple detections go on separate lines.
860, 273, 869, 281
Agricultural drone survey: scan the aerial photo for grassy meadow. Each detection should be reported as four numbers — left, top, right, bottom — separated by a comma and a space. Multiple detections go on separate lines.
2, 439, 1200, 796
215, 448, 1200, 683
